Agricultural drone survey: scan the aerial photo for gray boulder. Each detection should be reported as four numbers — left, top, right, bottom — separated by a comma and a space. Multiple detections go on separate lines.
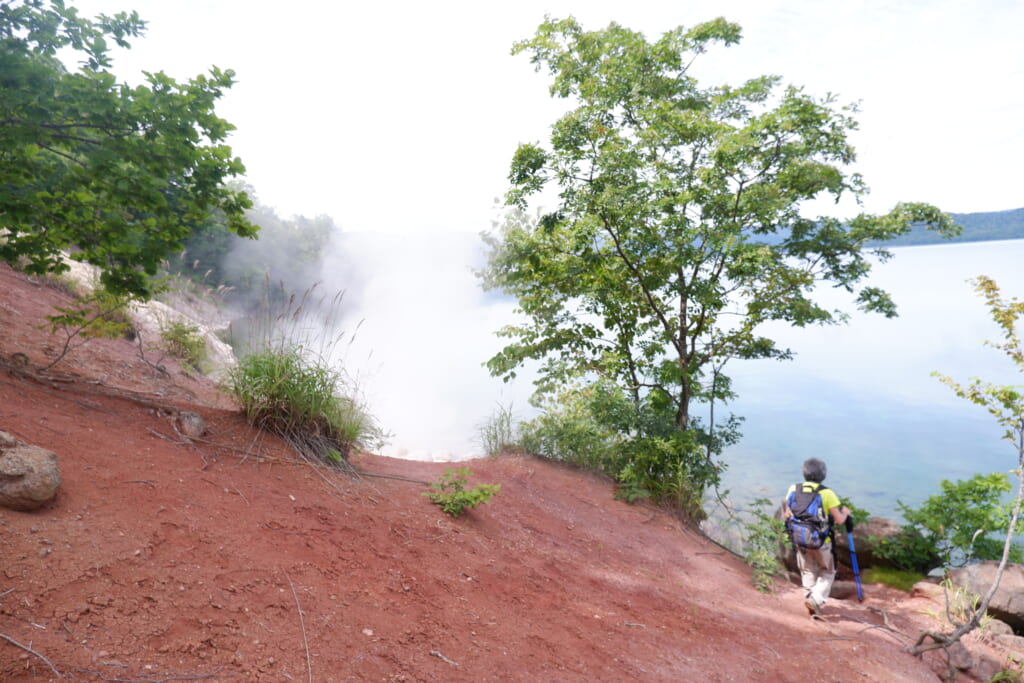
948, 561, 1024, 632
0, 432, 61, 511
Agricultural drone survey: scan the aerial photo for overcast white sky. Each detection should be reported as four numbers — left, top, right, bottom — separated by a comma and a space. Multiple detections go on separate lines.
73, 0, 1022, 230
66, 0, 1024, 461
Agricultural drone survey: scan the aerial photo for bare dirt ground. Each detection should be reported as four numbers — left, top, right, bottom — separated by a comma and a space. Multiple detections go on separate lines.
0, 261, 1001, 681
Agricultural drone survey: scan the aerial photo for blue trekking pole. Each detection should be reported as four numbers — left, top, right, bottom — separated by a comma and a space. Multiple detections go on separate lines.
845, 518, 864, 602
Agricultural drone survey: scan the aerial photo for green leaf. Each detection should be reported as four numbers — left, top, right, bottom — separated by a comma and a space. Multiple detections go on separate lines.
0, 0, 256, 299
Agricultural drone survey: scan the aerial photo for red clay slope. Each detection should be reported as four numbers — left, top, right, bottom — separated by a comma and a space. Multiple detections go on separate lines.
0, 262, 964, 681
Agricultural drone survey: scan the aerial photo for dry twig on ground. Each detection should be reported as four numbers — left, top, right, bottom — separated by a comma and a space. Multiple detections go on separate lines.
0, 631, 62, 678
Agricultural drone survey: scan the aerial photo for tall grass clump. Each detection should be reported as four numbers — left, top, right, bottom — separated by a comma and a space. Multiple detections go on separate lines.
226, 278, 383, 468
477, 403, 523, 456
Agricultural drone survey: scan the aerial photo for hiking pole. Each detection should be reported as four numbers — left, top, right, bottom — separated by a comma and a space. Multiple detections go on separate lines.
845, 518, 864, 602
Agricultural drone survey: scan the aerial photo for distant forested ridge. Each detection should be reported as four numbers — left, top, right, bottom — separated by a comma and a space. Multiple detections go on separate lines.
879, 207, 1024, 246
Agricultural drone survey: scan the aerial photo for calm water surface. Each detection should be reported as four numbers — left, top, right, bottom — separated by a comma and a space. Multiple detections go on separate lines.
716, 239, 1024, 522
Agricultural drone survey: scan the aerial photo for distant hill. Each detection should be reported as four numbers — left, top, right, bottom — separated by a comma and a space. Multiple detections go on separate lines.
882, 207, 1024, 246
740, 207, 1024, 249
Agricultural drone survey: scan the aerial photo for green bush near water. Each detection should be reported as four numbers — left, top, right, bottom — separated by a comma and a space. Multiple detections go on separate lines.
873, 472, 1023, 572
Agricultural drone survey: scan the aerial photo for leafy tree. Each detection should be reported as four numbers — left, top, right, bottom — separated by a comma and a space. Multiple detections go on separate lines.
910, 277, 1024, 656
0, 0, 256, 297
481, 17, 958, 509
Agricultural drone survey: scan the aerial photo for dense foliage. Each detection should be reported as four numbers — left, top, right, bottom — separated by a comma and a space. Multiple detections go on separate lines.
482, 17, 958, 511
0, 0, 255, 297
877, 472, 1022, 571
224, 277, 382, 466
740, 497, 788, 592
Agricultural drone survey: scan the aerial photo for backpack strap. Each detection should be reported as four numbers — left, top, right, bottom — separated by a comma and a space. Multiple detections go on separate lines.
810, 483, 835, 538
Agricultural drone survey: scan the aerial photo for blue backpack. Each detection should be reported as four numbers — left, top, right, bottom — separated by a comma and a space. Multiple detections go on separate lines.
786, 483, 832, 550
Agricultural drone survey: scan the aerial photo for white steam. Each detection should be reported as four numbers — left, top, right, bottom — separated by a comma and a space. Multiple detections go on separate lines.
318, 230, 536, 461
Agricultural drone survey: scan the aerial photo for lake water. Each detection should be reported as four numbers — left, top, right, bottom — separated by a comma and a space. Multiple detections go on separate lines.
718, 239, 1024, 521
327, 234, 1024, 524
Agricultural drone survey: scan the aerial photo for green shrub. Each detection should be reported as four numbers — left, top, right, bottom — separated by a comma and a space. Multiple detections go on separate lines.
871, 526, 941, 574
738, 497, 788, 592
424, 468, 501, 517
516, 379, 728, 519
518, 384, 621, 472
615, 429, 721, 521
877, 472, 1023, 571
160, 320, 207, 372
225, 280, 384, 466
42, 287, 136, 370
989, 670, 1023, 683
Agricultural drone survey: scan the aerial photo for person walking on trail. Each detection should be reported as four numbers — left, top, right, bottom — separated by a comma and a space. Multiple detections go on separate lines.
782, 458, 851, 618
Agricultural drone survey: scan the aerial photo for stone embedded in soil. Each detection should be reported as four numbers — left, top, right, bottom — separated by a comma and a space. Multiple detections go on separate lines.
0, 439, 61, 511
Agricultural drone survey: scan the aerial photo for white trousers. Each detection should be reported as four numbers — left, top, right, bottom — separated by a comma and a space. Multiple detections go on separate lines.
796, 543, 836, 607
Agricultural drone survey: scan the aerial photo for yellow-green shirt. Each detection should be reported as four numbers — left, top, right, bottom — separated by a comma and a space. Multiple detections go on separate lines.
786, 482, 842, 523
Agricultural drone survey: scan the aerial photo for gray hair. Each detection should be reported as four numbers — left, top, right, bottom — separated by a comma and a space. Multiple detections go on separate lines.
803, 458, 827, 483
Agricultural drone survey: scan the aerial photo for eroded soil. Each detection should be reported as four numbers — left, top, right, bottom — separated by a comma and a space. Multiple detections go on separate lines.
0, 262, 1003, 681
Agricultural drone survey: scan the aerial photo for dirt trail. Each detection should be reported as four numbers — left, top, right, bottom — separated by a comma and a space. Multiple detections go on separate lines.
0, 262, 988, 681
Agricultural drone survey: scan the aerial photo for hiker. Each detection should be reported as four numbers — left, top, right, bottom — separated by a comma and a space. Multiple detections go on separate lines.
782, 457, 851, 617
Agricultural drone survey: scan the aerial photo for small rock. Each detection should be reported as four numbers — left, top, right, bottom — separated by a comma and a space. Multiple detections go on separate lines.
0, 443, 61, 511
911, 581, 946, 602
175, 411, 206, 438
970, 653, 1003, 682
948, 641, 973, 670
993, 633, 1024, 655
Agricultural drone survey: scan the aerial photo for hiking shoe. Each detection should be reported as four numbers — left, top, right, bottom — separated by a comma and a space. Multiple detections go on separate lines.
804, 598, 821, 618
